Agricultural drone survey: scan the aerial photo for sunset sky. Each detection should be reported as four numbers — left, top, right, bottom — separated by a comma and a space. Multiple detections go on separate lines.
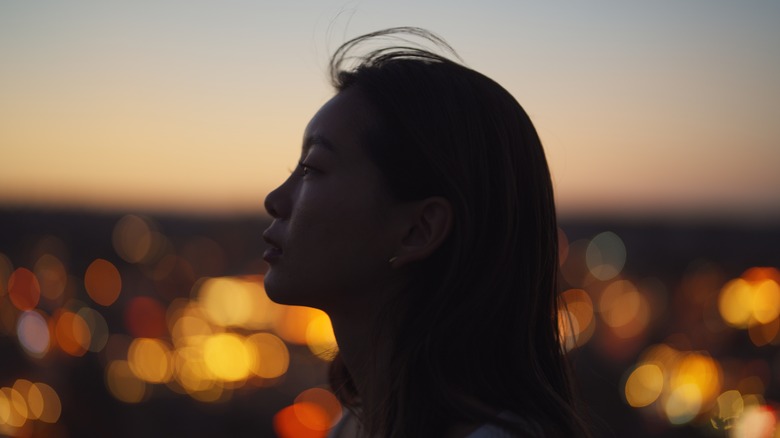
2, 1, 779, 219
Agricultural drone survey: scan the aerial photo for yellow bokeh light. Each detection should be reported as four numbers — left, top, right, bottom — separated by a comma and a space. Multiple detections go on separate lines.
196, 276, 282, 330
198, 277, 254, 327
30, 382, 61, 424
105, 360, 147, 403
246, 333, 289, 379
187, 385, 225, 403
128, 338, 174, 384
719, 279, 753, 327
624, 363, 664, 407
559, 289, 595, 349
627, 344, 725, 425
172, 313, 215, 347
305, 313, 338, 360
16, 381, 40, 421
173, 345, 216, 394
665, 383, 702, 425
203, 333, 252, 382
0, 390, 8, 425
712, 390, 743, 430
670, 352, 721, 408
752, 280, 780, 324
719, 270, 780, 329
276, 306, 328, 345
0, 387, 27, 428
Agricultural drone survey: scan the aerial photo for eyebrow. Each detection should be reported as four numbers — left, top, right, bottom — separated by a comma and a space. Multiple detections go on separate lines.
302, 135, 337, 154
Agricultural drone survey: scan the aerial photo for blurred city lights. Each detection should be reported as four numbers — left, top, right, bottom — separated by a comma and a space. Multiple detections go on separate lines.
274, 402, 330, 438
2, 212, 779, 437
128, 338, 174, 384
203, 333, 252, 382
719, 268, 780, 331
731, 405, 776, 438
84, 258, 122, 306
276, 306, 331, 347
586, 231, 626, 281
624, 363, 664, 408
0, 380, 60, 436
106, 360, 147, 403
53, 309, 91, 357
559, 288, 595, 350
34, 254, 67, 302
16, 310, 50, 358
197, 276, 257, 327
112, 214, 162, 264
599, 280, 651, 339
77, 306, 109, 352
305, 312, 338, 359
246, 332, 290, 379
8, 268, 41, 311
124, 296, 168, 338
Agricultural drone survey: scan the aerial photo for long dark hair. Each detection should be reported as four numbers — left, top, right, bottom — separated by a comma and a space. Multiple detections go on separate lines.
327, 27, 588, 437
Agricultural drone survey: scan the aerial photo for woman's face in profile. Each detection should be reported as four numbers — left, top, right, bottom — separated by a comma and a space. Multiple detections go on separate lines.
263, 88, 403, 313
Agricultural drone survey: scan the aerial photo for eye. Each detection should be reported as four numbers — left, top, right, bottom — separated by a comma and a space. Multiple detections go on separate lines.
297, 161, 312, 176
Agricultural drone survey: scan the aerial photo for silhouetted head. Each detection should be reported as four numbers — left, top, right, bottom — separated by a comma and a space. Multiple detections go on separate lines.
324, 28, 586, 437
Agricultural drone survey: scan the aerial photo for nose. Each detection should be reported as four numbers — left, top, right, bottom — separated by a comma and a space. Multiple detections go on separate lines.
264, 179, 289, 219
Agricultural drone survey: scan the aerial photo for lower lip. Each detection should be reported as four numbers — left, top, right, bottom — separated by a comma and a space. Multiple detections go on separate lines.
263, 247, 282, 263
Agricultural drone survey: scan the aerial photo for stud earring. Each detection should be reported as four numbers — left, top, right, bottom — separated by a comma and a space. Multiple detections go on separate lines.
388, 256, 398, 264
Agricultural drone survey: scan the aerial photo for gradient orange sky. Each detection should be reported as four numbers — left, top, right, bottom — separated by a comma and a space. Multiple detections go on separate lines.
2, 1, 779, 219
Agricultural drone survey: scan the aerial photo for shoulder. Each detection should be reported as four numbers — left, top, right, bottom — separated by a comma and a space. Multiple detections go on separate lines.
464, 411, 547, 438
328, 410, 360, 438
464, 422, 520, 438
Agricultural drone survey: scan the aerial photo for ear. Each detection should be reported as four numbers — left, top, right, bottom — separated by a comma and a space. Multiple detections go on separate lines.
391, 196, 452, 268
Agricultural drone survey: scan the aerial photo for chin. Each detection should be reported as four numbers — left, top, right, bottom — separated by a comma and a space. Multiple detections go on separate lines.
262, 271, 289, 305
263, 271, 317, 308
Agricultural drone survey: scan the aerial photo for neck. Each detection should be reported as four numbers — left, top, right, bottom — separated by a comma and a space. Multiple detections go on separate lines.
325, 277, 404, 430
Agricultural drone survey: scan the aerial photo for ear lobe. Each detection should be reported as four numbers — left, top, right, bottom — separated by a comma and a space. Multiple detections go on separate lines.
391, 197, 452, 268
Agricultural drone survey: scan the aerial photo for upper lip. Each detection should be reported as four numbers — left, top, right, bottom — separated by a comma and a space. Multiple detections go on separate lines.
262, 231, 282, 250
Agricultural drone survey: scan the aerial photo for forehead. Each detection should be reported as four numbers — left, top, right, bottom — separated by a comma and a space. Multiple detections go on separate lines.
303, 88, 378, 156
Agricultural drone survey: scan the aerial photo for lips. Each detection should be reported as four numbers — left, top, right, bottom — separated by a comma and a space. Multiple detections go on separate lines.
262, 231, 283, 263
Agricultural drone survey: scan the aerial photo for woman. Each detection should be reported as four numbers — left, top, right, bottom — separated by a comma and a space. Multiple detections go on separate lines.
263, 27, 589, 437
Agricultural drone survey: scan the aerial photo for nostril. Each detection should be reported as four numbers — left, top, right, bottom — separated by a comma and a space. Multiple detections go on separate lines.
264, 196, 278, 218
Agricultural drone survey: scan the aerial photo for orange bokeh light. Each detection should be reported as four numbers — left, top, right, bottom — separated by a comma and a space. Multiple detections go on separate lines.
53, 310, 90, 357
8, 268, 41, 311
84, 259, 122, 306
273, 403, 330, 438
294, 388, 342, 428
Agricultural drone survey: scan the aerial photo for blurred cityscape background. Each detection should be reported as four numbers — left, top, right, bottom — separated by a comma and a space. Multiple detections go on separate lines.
2, 1, 779, 437
2, 210, 779, 437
